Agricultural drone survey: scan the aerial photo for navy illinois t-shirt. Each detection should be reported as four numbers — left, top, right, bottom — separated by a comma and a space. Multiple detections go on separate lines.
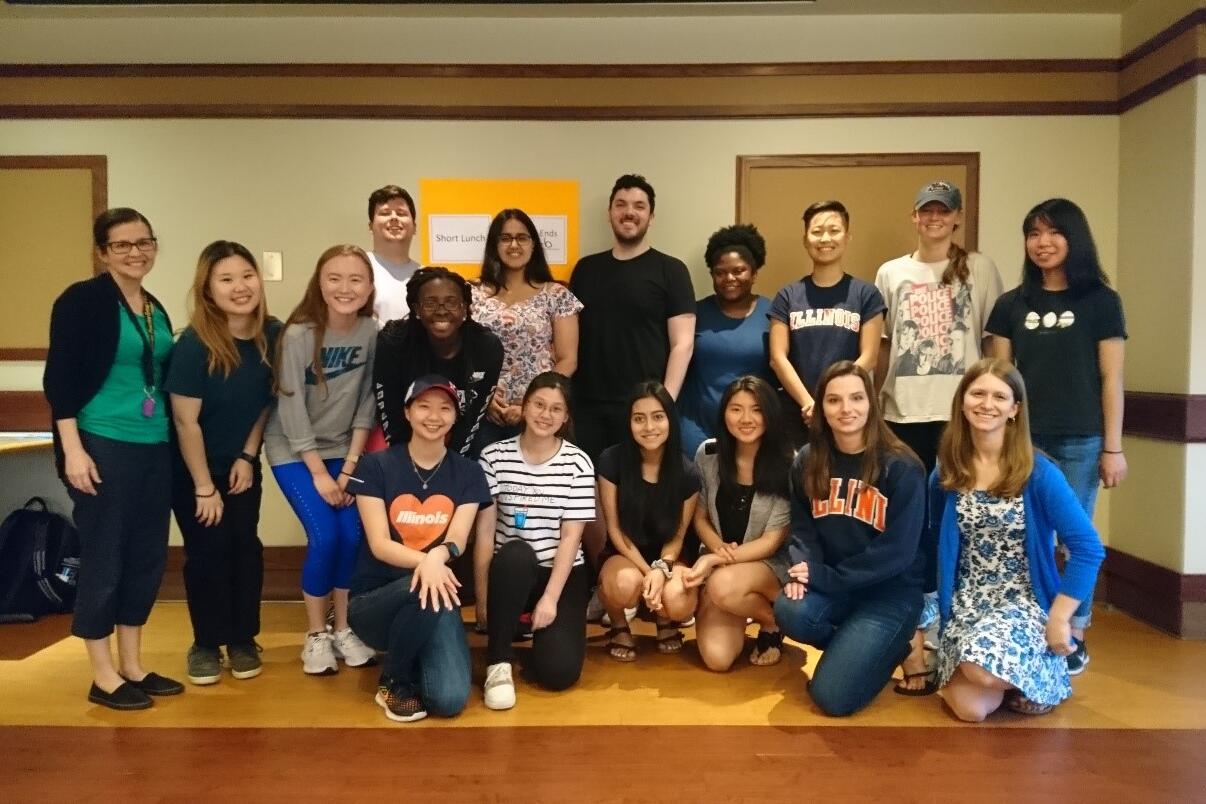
768, 274, 886, 395
347, 444, 492, 595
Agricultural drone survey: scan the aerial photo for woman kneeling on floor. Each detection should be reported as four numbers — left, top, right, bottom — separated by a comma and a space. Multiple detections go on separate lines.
347, 376, 492, 722
474, 372, 595, 710
680, 376, 793, 671
932, 358, 1104, 721
597, 381, 701, 661
773, 362, 926, 717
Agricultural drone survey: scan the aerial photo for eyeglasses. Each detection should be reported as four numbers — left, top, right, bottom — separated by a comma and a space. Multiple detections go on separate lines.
105, 238, 158, 255
498, 234, 533, 246
419, 298, 465, 314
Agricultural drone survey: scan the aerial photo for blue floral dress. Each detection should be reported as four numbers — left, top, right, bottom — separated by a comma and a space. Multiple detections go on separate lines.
935, 491, 1071, 706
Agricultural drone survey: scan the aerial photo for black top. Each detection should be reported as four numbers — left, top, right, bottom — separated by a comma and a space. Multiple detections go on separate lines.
596, 445, 701, 561
373, 318, 504, 457
163, 320, 282, 475
986, 285, 1127, 435
715, 481, 754, 544
43, 272, 172, 476
787, 446, 926, 595
569, 248, 695, 404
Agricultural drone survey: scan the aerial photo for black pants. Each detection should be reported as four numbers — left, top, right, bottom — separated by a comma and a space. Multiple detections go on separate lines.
888, 420, 946, 592
487, 541, 589, 691
67, 433, 171, 640
573, 399, 629, 463
171, 464, 265, 648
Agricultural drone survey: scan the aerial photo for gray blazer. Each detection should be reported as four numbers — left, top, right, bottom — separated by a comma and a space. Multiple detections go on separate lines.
694, 440, 792, 583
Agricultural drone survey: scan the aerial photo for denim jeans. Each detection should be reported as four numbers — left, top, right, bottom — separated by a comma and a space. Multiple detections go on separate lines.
348, 574, 470, 717
1032, 432, 1102, 629
774, 583, 922, 717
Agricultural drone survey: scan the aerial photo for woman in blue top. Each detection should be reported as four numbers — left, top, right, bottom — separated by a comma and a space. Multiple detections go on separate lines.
769, 201, 886, 449
932, 358, 1104, 721
678, 224, 775, 457
44, 207, 182, 710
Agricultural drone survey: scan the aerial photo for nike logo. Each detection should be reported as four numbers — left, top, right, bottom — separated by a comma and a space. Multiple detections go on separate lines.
305, 358, 367, 385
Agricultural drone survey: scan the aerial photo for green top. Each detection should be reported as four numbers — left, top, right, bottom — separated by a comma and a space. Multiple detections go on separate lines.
78, 303, 173, 444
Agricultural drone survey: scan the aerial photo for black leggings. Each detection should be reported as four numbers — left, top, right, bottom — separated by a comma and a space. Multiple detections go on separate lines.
486, 540, 589, 691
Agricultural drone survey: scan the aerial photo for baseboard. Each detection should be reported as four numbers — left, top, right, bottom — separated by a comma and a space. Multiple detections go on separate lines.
1101, 547, 1206, 639
160, 545, 305, 602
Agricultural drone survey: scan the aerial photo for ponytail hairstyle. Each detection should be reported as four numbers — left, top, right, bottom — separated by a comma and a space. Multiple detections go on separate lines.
715, 375, 791, 501
617, 381, 684, 547
803, 361, 916, 500
937, 358, 1034, 498
273, 244, 374, 396
188, 240, 270, 378
1020, 198, 1110, 301
519, 370, 575, 441
942, 242, 971, 286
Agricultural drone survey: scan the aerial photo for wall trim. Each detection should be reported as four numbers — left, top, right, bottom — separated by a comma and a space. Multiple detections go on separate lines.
0, 391, 49, 432
161, 546, 305, 603
1123, 391, 1206, 443
1120, 7, 1206, 68
1102, 547, 1206, 639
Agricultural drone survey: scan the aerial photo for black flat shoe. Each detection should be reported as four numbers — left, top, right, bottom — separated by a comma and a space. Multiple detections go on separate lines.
124, 671, 185, 696
88, 682, 153, 711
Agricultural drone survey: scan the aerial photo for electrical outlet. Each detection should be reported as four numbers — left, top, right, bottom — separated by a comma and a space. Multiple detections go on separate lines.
262, 251, 283, 282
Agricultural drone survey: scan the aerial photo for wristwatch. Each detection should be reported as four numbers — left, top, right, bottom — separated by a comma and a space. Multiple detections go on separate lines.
442, 542, 461, 560
236, 452, 259, 465
650, 558, 672, 578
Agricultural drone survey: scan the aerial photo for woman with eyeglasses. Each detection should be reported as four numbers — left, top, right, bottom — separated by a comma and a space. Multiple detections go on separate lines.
44, 207, 183, 710
374, 266, 503, 459
471, 209, 582, 447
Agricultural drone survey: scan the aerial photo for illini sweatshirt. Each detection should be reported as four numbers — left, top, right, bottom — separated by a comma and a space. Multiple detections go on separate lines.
786, 445, 926, 595
263, 319, 377, 466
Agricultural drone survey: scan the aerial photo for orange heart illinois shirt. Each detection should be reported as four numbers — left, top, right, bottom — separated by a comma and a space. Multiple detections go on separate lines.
388, 493, 455, 551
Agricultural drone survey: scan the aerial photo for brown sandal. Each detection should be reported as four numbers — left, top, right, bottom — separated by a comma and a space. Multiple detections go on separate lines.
607, 626, 637, 663
1007, 692, 1054, 716
655, 622, 683, 654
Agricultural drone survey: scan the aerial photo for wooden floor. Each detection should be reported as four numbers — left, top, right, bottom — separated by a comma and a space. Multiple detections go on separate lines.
2, 604, 1204, 800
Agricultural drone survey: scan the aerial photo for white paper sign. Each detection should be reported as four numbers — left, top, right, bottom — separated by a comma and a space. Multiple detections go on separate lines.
428, 214, 491, 264
530, 215, 568, 264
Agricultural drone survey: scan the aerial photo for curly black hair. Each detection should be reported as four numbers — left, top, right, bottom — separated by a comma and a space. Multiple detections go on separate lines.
704, 223, 766, 270
405, 266, 473, 318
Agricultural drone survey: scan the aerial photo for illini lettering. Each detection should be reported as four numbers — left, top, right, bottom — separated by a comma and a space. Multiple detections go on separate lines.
812, 478, 888, 532
789, 308, 862, 333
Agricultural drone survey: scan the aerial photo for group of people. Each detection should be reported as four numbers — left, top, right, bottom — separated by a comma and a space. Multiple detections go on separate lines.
44, 173, 1124, 725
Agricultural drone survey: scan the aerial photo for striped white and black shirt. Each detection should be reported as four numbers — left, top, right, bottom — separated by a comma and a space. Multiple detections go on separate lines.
478, 436, 596, 567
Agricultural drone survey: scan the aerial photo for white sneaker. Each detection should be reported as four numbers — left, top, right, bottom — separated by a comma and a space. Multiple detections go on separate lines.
331, 627, 378, 668
601, 606, 638, 628
301, 631, 338, 675
483, 662, 516, 711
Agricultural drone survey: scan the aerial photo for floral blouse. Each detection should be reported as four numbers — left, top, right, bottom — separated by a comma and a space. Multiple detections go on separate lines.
471, 282, 583, 403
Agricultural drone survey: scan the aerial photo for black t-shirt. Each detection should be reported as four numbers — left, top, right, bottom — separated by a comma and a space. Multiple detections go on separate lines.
715, 482, 754, 543
346, 444, 493, 596
596, 444, 701, 561
986, 285, 1126, 435
569, 248, 695, 404
163, 320, 281, 474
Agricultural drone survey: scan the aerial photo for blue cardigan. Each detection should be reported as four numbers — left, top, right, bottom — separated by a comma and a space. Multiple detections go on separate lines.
931, 454, 1105, 623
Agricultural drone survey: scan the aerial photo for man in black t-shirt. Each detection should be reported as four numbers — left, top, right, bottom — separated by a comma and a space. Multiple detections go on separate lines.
569, 174, 696, 461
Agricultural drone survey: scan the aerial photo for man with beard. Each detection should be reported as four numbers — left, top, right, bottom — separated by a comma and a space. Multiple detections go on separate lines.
569, 174, 696, 461
366, 184, 421, 327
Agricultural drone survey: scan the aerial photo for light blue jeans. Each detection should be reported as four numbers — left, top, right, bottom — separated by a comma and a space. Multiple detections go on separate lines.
1032, 433, 1102, 630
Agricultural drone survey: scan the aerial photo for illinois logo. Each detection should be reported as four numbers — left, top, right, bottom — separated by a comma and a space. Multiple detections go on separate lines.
388, 493, 455, 551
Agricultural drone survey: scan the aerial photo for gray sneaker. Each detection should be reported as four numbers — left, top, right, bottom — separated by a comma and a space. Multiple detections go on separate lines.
227, 642, 263, 680
187, 644, 223, 686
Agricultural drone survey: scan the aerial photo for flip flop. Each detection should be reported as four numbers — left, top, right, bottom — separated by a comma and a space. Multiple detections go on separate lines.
893, 670, 939, 696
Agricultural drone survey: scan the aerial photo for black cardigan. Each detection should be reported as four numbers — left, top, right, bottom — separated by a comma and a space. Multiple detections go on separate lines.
43, 272, 171, 473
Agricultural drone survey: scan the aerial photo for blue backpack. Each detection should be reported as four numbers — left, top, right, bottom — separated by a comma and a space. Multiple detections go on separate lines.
0, 497, 80, 623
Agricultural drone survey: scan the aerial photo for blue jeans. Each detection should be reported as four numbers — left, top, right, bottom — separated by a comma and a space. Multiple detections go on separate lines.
348, 574, 471, 717
774, 584, 922, 717
1032, 433, 1101, 629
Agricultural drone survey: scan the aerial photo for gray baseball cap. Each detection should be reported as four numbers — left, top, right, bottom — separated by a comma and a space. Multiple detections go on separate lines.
914, 181, 963, 211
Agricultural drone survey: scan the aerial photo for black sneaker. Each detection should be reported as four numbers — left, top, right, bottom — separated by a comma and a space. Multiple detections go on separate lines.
374, 685, 427, 723
1066, 638, 1089, 676
187, 644, 223, 686
88, 681, 153, 711
125, 671, 185, 696
227, 642, 263, 680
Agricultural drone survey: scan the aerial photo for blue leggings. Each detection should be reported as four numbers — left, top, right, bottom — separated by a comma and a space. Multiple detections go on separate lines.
272, 459, 362, 597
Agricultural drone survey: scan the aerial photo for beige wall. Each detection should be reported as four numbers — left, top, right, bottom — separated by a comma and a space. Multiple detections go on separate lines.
0, 114, 1119, 546
1121, 0, 1202, 51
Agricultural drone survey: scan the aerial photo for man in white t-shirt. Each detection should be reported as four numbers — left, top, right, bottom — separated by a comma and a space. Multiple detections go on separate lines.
366, 184, 421, 327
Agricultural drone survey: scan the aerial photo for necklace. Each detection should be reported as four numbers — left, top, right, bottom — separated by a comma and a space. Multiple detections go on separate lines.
410, 449, 447, 490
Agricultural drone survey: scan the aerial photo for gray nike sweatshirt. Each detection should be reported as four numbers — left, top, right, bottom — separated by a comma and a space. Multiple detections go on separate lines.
264, 318, 377, 466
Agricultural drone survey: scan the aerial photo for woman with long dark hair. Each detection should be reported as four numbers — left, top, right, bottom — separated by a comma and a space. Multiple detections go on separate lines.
987, 198, 1126, 673
932, 358, 1104, 720
472, 209, 582, 445
773, 362, 926, 716
596, 381, 700, 661
680, 376, 793, 671
45, 207, 182, 709
166, 241, 279, 685
374, 266, 503, 458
